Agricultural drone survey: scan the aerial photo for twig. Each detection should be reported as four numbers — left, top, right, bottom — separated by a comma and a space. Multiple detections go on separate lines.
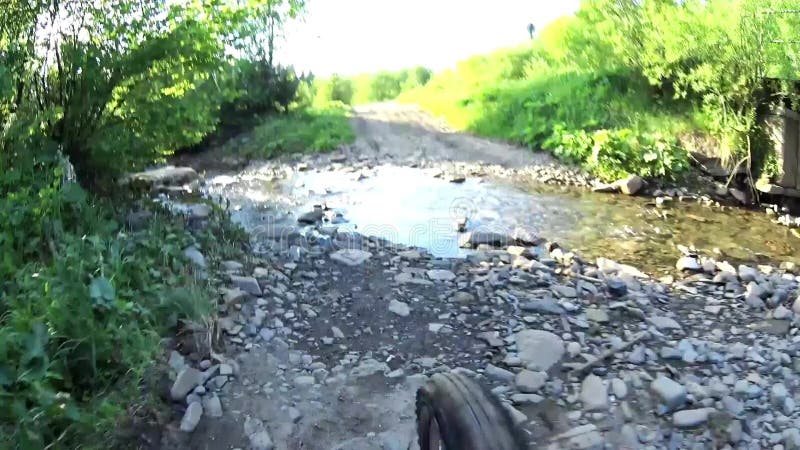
563, 331, 650, 375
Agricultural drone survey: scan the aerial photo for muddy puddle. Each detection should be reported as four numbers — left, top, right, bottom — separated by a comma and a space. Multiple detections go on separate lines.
203, 163, 800, 274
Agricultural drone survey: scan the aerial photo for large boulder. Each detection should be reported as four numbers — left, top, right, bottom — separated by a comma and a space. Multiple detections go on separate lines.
614, 175, 644, 195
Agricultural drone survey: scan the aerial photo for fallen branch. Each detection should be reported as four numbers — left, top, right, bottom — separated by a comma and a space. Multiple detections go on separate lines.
563, 331, 650, 375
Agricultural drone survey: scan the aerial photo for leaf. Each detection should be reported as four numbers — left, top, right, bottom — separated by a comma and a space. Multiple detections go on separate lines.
89, 277, 115, 302
60, 183, 87, 204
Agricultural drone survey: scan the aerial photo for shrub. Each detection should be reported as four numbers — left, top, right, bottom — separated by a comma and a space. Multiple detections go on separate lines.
222, 105, 355, 159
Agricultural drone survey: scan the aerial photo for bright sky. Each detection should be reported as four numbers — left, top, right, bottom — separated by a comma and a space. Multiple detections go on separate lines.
277, 0, 580, 76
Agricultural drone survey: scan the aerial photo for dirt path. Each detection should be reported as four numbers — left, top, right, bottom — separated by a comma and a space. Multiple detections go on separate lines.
349, 103, 557, 168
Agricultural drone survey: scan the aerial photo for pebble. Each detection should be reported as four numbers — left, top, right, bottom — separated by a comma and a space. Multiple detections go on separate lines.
611, 378, 628, 399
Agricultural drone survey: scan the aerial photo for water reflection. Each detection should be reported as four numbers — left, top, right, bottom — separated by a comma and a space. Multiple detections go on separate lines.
205, 164, 800, 273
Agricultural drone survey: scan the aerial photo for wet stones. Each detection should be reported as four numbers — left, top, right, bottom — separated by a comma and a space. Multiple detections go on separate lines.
515, 370, 547, 393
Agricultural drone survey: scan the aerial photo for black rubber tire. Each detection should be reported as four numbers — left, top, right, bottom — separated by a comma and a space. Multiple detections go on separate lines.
416, 370, 528, 450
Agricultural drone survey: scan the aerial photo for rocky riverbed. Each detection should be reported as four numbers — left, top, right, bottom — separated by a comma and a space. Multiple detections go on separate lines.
153, 104, 800, 450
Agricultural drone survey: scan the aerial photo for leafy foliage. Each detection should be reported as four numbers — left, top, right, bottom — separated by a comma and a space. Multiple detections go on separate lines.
399, 0, 800, 180
313, 67, 433, 106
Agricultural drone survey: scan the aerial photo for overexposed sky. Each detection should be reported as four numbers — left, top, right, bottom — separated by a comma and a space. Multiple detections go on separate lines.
277, 0, 580, 76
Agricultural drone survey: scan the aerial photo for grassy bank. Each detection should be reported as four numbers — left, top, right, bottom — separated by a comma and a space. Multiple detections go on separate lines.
392, 0, 800, 183
220, 105, 356, 159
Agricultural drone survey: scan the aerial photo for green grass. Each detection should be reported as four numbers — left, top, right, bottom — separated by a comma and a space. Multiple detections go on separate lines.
223, 105, 356, 159
397, 45, 705, 181
0, 154, 248, 448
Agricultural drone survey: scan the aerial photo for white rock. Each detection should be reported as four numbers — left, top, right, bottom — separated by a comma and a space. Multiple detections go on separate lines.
647, 315, 682, 331
676, 256, 702, 271
426, 269, 456, 281
611, 378, 628, 399
651, 376, 687, 410
515, 370, 547, 393
331, 326, 345, 339
230, 275, 262, 296
485, 364, 515, 382
168, 351, 186, 372
580, 375, 608, 411
244, 416, 274, 450
330, 249, 372, 266
514, 329, 565, 372
388, 299, 410, 317
775, 305, 792, 320
180, 402, 203, 432
183, 247, 206, 268
738, 265, 760, 282
672, 408, 714, 428
202, 393, 223, 418
567, 341, 582, 358
615, 174, 644, 195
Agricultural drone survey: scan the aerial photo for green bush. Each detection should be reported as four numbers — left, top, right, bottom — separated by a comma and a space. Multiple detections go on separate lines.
545, 127, 689, 181
0, 147, 247, 448
223, 105, 355, 158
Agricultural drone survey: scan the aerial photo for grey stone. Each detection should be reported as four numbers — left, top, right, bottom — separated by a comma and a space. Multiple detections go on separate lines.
183, 247, 206, 268
784, 428, 800, 450
672, 408, 714, 428
426, 269, 456, 281
515, 370, 547, 393
170, 368, 203, 401
458, 231, 514, 248
388, 299, 410, 317
502, 403, 528, 425
520, 298, 563, 315
581, 375, 608, 411
772, 383, 790, 404
294, 376, 315, 387
586, 308, 610, 323
676, 256, 702, 271
179, 402, 203, 432
452, 291, 475, 304
485, 364, 515, 382
202, 393, 223, 418
567, 342, 582, 358
553, 284, 577, 298
510, 393, 544, 405
230, 275, 262, 296
331, 326, 345, 339
168, 351, 186, 372
330, 249, 372, 266
514, 329, 565, 372
289, 407, 303, 423
775, 305, 792, 320
611, 378, 628, 399
647, 316, 682, 331
722, 395, 744, 416
244, 416, 274, 450
616, 174, 644, 195
651, 376, 687, 410
738, 265, 760, 282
